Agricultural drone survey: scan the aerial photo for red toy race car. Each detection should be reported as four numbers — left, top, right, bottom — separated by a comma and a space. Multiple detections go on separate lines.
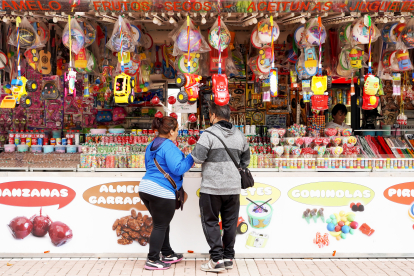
175, 73, 202, 105
219, 217, 248, 235
211, 74, 230, 106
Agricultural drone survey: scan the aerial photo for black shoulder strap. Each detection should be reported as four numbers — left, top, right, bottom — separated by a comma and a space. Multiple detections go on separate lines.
204, 130, 241, 170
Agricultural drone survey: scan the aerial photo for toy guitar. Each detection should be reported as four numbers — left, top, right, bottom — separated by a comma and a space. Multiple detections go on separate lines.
38, 33, 52, 75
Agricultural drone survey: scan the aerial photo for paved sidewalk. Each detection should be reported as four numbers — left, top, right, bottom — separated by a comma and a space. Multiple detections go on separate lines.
0, 258, 413, 276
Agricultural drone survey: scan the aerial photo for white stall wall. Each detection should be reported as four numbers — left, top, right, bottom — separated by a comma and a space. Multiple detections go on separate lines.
1, 173, 414, 257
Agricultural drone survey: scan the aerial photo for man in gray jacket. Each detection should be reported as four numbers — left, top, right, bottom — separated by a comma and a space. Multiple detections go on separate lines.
192, 102, 250, 272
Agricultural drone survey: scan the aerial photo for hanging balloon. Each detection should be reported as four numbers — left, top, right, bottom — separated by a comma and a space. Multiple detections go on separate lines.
250, 29, 270, 49
208, 26, 231, 51
18, 28, 36, 48
339, 48, 351, 71
256, 19, 280, 44
352, 19, 378, 44
188, 113, 197, 123
305, 25, 326, 46
170, 112, 178, 119
150, 96, 161, 105
82, 21, 96, 47
111, 30, 133, 52
130, 25, 142, 44
63, 29, 85, 54
338, 23, 352, 44
294, 25, 307, 48
177, 29, 202, 53
154, 111, 163, 118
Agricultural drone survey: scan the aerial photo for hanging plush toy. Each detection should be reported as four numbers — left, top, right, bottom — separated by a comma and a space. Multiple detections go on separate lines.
361, 15, 379, 111
349, 47, 364, 69
310, 16, 329, 111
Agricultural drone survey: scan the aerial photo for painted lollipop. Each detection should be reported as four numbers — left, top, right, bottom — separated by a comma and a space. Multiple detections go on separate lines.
322, 138, 330, 146
287, 137, 295, 145
333, 146, 343, 157
333, 136, 342, 146
325, 128, 337, 137
295, 137, 304, 147
274, 146, 284, 158
291, 146, 301, 158
314, 138, 323, 146
304, 137, 314, 147
317, 146, 326, 158
342, 128, 352, 137
271, 137, 280, 146
347, 136, 357, 146
278, 128, 286, 138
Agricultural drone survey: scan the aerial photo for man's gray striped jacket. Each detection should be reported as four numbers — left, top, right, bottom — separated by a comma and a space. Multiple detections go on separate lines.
191, 122, 250, 195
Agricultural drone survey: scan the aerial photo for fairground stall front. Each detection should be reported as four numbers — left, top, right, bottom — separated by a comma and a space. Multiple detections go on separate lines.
1, 0, 414, 258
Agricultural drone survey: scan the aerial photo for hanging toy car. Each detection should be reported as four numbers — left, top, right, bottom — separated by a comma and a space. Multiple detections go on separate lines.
360, 75, 379, 110
211, 74, 230, 106
175, 73, 202, 105
349, 47, 364, 69
114, 73, 135, 105
1, 77, 37, 108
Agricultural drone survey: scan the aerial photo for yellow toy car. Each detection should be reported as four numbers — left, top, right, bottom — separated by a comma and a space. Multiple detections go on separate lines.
1, 76, 37, 108
114, 73, 135, 105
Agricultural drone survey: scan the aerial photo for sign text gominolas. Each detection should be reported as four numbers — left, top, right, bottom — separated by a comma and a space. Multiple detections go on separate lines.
288, 182, 374, 206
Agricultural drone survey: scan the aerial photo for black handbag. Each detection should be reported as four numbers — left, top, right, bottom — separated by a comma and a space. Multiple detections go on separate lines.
205, 130, 254, 189
154, 158, 187, 210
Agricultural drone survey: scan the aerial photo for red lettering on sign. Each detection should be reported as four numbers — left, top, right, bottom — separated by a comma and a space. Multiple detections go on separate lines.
380, 2, 390, 11
401, 1, 410, 11
350, 1, 360, 11
267, 2, 276, 11
131, 1, 140, 11
183, 1, 191, 11
26, 1, 38, 10
12, 1, 27, 10
2, 1, 12, 9
121, 1, 128, 10
312, 1, 321, 11
0, 181, 76, 209
93, 1, 101, 10
257, 1, 266, 11
323, 1, 332, 11
389, 1, 400, 11
112, 1, 121, 10
247, 1, 256, 11
193, 2, 202, 11
359, 2, 367, 11
408, 1, 414, 11
290, 1, 300, 11
38, 1, 49, 10
49, 0, 60, 10
281, 1, 289, 11
164, 1, 172, 10
369, 1, 380, 11
142, 1, 149, 11
300, 1, 310, 11
102, 1, 111, 11
203, 1, 211, 11
173, 1, 181, 11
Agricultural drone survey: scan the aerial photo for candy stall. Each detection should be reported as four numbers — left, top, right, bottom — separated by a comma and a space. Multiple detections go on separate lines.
3, 0, 414, 258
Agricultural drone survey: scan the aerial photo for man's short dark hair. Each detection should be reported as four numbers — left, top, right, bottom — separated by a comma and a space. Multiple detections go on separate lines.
208, 101, 231, 120
332, 103, 347, 116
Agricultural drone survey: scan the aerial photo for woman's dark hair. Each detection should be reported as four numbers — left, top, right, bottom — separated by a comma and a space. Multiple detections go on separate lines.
208, 101, 231, 120
332, 103, 348, 116
152, 117, 178, 135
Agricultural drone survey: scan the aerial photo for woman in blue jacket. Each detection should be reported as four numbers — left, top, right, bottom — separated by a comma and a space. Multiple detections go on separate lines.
139, 116, 194, 270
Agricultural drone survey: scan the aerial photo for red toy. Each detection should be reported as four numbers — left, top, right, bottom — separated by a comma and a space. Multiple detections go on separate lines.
361, 75, 379, 110
170, 112, 178, 119
175, 73, 202, 105
219, 217, 248, 235
359, 223, 375, 236
311, 95, 329, 111
211, 74, 230, 106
